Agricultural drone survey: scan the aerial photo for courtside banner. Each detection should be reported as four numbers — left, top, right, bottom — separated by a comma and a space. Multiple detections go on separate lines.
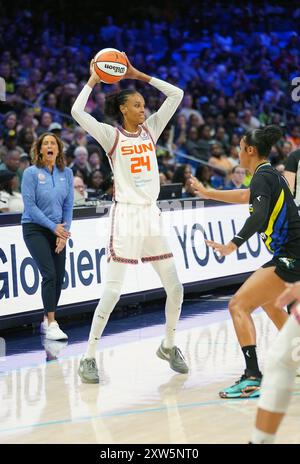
0, 203, 271, 317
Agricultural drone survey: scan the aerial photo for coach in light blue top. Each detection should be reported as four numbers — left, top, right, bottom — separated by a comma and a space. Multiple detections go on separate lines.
21, 132, 74, 343
22, 163, 74, 231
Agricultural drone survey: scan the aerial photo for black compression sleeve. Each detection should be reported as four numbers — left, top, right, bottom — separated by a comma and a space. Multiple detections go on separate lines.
231, 195, 270, 247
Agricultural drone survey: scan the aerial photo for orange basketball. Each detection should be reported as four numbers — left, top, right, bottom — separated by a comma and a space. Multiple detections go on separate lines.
93, 48, 128, 84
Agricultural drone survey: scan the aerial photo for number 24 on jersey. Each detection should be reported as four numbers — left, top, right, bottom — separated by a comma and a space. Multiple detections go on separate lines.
131, 156, 151, 173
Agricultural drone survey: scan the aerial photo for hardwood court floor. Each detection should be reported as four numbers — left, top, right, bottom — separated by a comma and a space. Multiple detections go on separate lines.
1, 294, 300, 444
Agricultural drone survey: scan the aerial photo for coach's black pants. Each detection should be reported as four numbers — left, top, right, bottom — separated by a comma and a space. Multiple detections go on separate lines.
22, 223, 66, 315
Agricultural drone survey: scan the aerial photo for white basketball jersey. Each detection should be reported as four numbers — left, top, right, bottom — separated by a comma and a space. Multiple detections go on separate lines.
108, 125, 159, 204
71, 76, 184, 205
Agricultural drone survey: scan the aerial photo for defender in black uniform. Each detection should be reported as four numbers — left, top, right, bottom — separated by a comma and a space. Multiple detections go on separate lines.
234, 160, 300, 282
190, 125, 300, 398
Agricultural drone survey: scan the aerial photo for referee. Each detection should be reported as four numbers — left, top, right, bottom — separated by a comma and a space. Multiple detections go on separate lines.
21, 132, 73, 340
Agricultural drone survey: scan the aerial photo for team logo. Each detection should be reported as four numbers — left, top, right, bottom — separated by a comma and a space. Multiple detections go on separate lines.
140, 131, 149, 140
104, 64, 125, 73
38, 173, 46, 181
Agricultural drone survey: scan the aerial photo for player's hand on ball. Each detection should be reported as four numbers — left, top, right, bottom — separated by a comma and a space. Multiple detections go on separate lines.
89, 58, 101, 84
122, 53, 140, 79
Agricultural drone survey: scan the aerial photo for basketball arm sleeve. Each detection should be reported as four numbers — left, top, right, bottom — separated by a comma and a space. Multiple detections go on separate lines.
144, 78, 184, 143
231, 174, 272, 247
71, 85, 116, 153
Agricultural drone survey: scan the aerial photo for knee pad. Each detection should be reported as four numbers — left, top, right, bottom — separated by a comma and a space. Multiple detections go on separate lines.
166, 281, 183, 306
258, 362, 296, 413
98, 285, 122, 317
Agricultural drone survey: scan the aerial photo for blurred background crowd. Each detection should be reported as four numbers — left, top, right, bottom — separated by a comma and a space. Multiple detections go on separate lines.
1, 0, 300, 212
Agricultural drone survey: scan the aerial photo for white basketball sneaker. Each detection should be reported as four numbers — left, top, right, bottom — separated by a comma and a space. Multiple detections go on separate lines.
45, 321, 68, 341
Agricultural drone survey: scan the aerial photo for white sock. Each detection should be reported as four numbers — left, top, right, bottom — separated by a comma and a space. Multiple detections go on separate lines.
84, 260, 126, 360
85, 310, 111, 359
164, 326, 176, 349
151, 259, 183, 350
251, 427, 275, 444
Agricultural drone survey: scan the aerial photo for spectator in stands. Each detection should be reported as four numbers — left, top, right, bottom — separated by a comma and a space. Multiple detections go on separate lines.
44, 93, 58, 111
90, 92, 106, 122
87, 169, 104, 199
172, 164, 193, 197
0, 170, 24, 212
36, 112, 53, 136
19, 152, 31, 173
179, 93, 204, 127
99, 174, 114, 201
224, 166, 247, 190
286, 125, 300, 151
49, 122, 63, 137
17, 127, 37, 155
182, 126, 210, 161
74, 175, 88, 205
215, 126, 230, 152
227, 145, 240, 167
224, 111, 243, 139
208, 142, 233, 175
157, 126, 176, 157
16, 108, 38, 133
159, 172, 169, 185
1, 131, 23, 157
0, 149, 22, 189
70, 145, 91, 184
66, 126, 88, 157
1, 111, 18, 139
195, 164, 214, 189
279, 141, 293, 161
240, 109, 261, 132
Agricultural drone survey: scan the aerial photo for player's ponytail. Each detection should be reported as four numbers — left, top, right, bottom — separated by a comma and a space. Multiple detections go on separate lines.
244, 125, 282, 158
105, 89, 137, 122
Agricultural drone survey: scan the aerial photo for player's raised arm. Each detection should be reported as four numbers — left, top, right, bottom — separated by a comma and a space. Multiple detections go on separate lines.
71, 59, 116, 153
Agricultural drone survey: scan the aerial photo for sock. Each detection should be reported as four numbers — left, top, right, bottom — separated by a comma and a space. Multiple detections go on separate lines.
150, 260, 183, 350
242, 345, 261, 376
85, 310, 111, 359
163, 327, 176, 349
83, 261, 125, 360
251, 427, 275, 444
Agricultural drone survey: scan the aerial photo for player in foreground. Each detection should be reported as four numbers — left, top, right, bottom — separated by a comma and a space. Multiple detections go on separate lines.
250, 281, 300, 443
71, 53, 188, 383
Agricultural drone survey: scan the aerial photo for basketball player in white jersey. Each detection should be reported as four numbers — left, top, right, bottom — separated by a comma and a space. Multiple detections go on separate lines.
251, 281, 300, 444
71, 53, 189, 383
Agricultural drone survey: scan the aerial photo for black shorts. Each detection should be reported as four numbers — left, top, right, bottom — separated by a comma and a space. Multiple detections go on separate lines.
262, 256, 300, 283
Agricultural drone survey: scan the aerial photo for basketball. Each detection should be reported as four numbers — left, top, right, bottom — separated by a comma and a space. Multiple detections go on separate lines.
93, 48, 128, 84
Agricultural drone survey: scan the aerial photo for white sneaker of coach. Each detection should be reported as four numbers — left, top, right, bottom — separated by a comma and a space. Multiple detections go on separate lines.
41, 338, 68, 361
45, 321, 68, 341
40, 320, 48, 334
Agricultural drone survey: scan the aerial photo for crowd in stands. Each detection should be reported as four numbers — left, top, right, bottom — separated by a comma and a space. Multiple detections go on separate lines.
1, 2, 300, 211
